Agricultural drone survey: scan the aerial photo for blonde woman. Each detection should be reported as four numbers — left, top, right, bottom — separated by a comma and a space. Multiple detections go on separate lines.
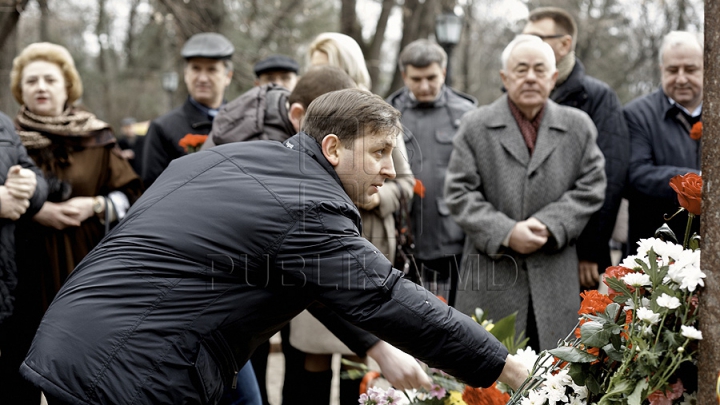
308, 32, 372, 91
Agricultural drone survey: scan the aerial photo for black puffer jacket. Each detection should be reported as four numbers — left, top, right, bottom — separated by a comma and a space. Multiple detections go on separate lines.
551, 60, 629, 269
0, 112, 47, 324
21, 133, 508, 404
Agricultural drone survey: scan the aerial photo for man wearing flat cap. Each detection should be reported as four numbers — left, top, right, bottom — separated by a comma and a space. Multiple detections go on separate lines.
142, 32, 234, 187
253, 55, 300, 91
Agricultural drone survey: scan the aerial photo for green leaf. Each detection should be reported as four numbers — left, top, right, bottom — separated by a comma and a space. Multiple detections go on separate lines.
604, 303, 621, 322
568, 362, 587, 386
605, 277, 633, 300
548, 346, 598, 363
610, 333, 623, 352
689, 234, 701, 251
628, 379, 648, 405
489, 311, 517, 343
602, 343, 624, 363
580, 321, 612, 347
587, 373, 603, 395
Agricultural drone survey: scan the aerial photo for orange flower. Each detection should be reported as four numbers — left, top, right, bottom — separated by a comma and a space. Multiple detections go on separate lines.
690, 121, 702, 140
413, 179, 426, 198
179, 134, 208, 153
604, 266, 636, 299
669, 173, 702, 216
579, 290, 614, 316
461, 383, 510, 405
359, 371, 381, 395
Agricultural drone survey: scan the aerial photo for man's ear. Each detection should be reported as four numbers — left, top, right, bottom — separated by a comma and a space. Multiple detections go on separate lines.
321, 134, 342, 167
558, 35, 573, 58
289, 103, 305, 132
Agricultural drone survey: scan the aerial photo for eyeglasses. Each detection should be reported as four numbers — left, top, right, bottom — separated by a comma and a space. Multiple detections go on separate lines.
532, 34, 566, 40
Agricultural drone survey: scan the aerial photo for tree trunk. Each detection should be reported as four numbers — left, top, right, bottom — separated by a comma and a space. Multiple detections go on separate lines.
698, 3, 720, 402
157, 0, 225, 41
95, 0, 113, 120
340, 0, 362, 51
366, 0, 395, 94
38, 0, 50, 41
0, 0, 29, 114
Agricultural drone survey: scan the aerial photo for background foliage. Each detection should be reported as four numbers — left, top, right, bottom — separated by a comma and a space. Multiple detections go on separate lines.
0, 0, 704, 131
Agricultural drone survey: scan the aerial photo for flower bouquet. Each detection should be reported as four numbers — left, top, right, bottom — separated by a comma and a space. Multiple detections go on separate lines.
506, 173, 704, 405
352, 308, 526, 405
179, 133, 208, 153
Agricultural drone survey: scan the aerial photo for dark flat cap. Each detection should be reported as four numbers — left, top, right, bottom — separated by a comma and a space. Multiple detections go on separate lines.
182, 33, 234, 60
253, 55, 300, 76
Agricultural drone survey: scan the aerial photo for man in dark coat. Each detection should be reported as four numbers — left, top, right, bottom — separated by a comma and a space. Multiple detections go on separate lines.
523, 7, 629, 287
142, 33, 234, 187
386, 39, 476, 305
21, 90, 527, 405
624, 31, 702, 252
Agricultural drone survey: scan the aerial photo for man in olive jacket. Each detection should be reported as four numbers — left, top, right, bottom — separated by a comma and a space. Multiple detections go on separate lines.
22, 90, 526, 405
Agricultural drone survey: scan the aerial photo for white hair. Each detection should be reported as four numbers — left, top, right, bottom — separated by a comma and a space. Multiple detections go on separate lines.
659, 31, 703, 65
500, 34, 556, 73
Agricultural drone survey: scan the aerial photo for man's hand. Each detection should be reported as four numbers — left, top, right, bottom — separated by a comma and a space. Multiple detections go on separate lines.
5, 165, 37, 200
579, 260, 600, 288
61, 197, 97, 223
34, 201, 82, 230
356, 193, 380, 211
366, 341, 432, 391
0, 186, 30, 220
497, 354, 529, 391
508, 217, 548, 254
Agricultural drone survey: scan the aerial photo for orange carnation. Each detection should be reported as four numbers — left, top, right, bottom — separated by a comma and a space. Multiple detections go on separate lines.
690, 121, 702, 140
461, 383, 510, 405
179, 134, 208, 153
579, 290, 614, 316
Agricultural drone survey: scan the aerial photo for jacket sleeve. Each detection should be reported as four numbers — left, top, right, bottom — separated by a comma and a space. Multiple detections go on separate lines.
576, 87, 629, 263
532, 117, 607, 250
306, 302, 380, 356
276, 203, 508, 388
444, 122, 516, 256
141, 120, 171, 187
625, 106, 699, 200
376, 133, 415, 219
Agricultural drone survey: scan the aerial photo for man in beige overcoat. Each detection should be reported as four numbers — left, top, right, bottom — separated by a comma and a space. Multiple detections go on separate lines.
445, 35, 606, 350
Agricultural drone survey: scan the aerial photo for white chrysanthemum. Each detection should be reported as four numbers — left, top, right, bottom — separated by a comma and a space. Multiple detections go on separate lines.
641, 325, 654, 336
511, 347, 542, 374
625, 297, 650, 310
636, 307, 661, 324
620, 255, 648, 270
570, 384, 588, 401
666, 249, 702, 285
656, 293, 682, 309
622, 272, 651, 287
522, 389, 547, 405
681, 325, 703, 340
679, 391, 697, 405
678, 266, 706, 292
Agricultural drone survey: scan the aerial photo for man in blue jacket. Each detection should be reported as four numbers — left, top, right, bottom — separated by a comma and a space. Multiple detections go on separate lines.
624, 31, 702, 251
22, 89, 527, 405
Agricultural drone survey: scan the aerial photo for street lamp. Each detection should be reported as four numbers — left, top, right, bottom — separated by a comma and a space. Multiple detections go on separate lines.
161, 71, 179, 111
435, 12, 463, 86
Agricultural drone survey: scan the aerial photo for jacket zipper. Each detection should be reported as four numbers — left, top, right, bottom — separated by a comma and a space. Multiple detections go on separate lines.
212, 331, 239, 389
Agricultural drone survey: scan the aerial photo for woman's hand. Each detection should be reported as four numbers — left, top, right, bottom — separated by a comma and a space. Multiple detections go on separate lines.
34, 201, 83, 230
366, 340, 432, 392
5, 165, 37, 200
0, 186, 30, 220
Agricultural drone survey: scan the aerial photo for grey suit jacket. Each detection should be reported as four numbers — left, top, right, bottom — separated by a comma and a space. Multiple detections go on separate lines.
445, 94, 606, 349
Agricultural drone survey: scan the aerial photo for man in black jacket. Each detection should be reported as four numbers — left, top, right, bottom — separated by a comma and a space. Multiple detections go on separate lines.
142, 32, 234, 187
22, 90, 526, 405
523, 7, 629, 287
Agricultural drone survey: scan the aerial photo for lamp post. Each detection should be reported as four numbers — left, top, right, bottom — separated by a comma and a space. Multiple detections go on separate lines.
161, 71, 178, 111
435, 12, 463, 86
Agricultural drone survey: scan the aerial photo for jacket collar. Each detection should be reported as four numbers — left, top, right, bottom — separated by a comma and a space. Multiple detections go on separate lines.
550, 59, 585, 104
182, 97, 214, 131
283, 131, 345, 190
487, 94, 568, 174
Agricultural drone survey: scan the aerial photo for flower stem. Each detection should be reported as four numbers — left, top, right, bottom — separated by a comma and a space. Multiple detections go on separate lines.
682, 213, 695, 249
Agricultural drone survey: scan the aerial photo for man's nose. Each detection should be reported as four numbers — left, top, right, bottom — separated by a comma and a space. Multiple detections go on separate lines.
381, 155, 396, 180
676, 70, 689, 83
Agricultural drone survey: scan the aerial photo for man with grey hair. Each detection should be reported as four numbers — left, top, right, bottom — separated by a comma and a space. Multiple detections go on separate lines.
386, 39, 476, 305
523, 7, 629, 288
624, 30, 703, 252
445, 35, 606, 350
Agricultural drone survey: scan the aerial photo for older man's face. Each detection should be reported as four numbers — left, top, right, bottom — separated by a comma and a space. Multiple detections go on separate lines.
661, 43, 703, 111
500, 42, 557, 118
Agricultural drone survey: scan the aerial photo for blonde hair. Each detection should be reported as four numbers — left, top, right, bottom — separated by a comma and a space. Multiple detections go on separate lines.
11, 42, 83, 106
308, 32, 371, 90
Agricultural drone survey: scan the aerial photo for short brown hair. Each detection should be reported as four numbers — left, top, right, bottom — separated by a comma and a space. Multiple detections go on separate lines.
398, 39, 447, 72
288, 66, 357, 109
302, 89, 400, 148
528, 7, 578, 46
11, 42, 83, 106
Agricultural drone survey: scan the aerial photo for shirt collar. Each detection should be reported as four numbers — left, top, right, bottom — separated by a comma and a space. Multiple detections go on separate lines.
667, 96, 702, 118
188, 97, 224, 120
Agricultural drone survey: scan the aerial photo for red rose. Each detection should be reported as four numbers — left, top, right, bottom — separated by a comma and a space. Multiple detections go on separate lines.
690, 121, 702, 140
669, 173, 702, 215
